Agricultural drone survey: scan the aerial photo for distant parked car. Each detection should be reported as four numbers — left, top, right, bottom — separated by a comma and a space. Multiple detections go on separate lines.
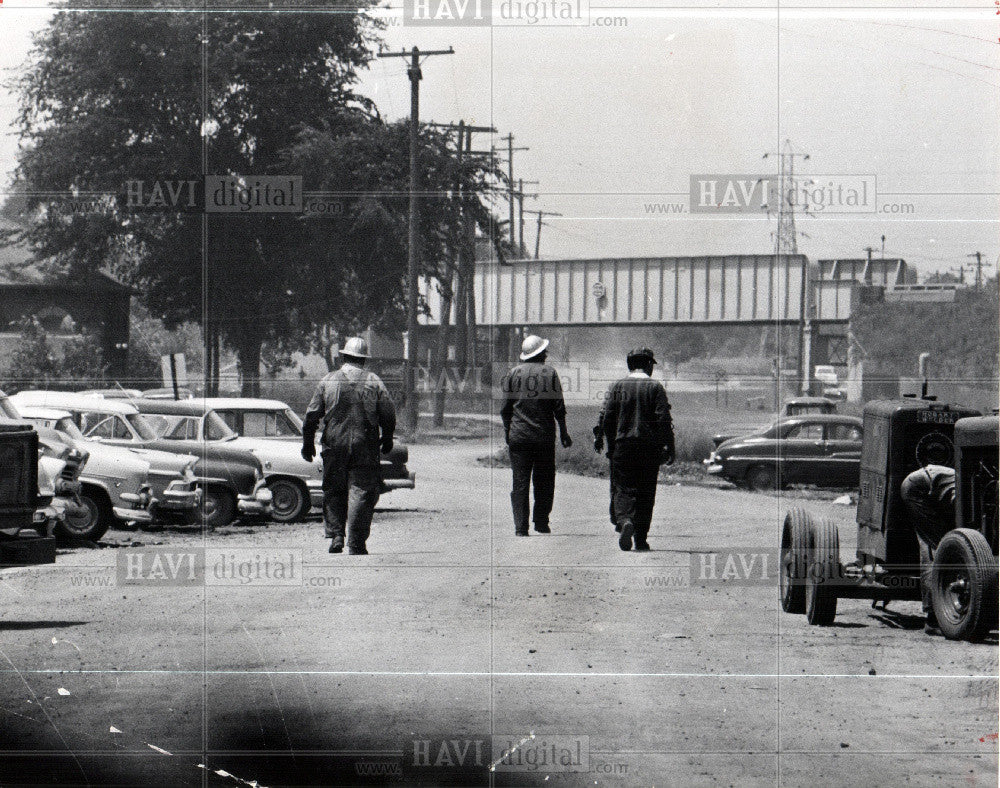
704, 414, 863, 491
10, 392, 267, 527
711, 397, 839, 448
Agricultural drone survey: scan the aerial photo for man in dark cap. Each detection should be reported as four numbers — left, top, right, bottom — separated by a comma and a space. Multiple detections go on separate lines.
595, 347, 675, 551
302, 336, 396, 555
500, 334, 572, 536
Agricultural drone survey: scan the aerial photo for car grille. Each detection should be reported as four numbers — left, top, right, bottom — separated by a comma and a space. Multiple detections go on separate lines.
60, 457, 84, 483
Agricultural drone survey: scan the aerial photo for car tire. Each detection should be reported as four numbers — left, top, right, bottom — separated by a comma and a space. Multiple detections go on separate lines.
267, 479, 308, 523
931, 528, 999, 642
747, 464, 777, 492
780, 508, 812, 614
805, 518, 840, 625
200, 487, 236, 529
56, 489, 111, 543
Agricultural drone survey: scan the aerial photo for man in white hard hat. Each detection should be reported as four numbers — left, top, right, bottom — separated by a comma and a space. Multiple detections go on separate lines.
499, 334, 572, 536
302, 336, 396, 554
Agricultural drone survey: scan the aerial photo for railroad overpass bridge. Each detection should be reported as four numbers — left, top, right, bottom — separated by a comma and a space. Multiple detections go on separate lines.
418, 255, 915, 382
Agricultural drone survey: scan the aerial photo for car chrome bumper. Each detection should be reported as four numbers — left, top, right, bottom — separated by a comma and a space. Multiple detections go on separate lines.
113, 505, 154, 523
157, 487, 202, 512
704, 463, 724, 475
307, 481, 324, 509
382, 472, 416, 491
238, 482, 274, 516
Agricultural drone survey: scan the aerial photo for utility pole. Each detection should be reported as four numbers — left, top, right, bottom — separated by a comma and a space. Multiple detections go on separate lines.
526, 209, 562, 259
377, 46, 454, 433
968, 251, 983, 291
500, 134, 529, 247
763, 140, 810, 395
515, 179, 539, 257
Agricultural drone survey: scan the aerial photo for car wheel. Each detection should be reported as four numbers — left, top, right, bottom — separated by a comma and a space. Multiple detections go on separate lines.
931, 528, 998, 642
780, 508, 812, 614
56, 490, 111, 542
747, 465, 777, 492
268, 479, 307, 523
200, 488, 236, 529
805, 518, 840, 625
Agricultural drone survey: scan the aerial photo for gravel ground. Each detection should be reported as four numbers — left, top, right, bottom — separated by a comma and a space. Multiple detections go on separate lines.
1, 439, 996, 787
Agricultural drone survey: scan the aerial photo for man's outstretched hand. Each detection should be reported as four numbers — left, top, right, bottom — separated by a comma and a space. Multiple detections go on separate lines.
593, 436, 604, 453
662, 446, 675, 466
301, 444, 315, 462
381, 437, 394, 455
560, 432, 573, 449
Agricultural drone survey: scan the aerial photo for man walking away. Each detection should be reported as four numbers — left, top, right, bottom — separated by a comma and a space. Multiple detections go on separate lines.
302, 337, 396, 555
596, 347, 675, 552
500, 335, 572, 536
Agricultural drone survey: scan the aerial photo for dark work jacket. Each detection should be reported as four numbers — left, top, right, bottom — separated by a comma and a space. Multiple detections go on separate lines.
302, 364, 395, 457
598, 373, 674, 453
500, 362, 567, 446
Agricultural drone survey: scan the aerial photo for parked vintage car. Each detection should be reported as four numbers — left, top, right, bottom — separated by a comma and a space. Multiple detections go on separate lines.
10, 392, 269, 527
711, 397, 840, 448
16, 406, 156, 537
7, 392, 201, 527
132, 398, 415, 523
705, 414, 864, 490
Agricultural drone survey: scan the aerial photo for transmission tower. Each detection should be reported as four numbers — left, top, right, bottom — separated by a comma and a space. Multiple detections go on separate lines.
763, 140, 811, 393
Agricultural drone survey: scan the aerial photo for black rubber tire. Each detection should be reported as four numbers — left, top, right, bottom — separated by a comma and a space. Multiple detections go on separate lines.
267, 478, 308, 523
805, 518, 840, 626
200, 487, 237, 529
931, 528, 999, 642
747, 464, 777, 492
780, 508, 813, 614
55, 489, 111, 542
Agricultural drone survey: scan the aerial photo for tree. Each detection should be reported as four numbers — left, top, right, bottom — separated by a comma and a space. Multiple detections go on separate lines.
9, 7, 385, 396
3, 316, 106, 393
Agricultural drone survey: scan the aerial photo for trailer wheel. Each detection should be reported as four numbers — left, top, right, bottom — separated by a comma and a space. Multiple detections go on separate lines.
780, 508, 812, 614
805, 518, 840, 626
931, 528, 999, 642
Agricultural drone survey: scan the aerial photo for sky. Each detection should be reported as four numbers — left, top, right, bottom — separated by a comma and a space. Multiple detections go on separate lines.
1, 3, 997, 280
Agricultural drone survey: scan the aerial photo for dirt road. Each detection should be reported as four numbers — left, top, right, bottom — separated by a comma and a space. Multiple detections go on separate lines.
2, 440, 996, 787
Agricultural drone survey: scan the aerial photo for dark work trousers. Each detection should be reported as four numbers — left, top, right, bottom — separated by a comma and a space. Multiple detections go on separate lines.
509, 442, 556, 534
607, 455, 618, 530
321, 444, 381, 551
611, 441, 662, 542
900, 465, 956, 613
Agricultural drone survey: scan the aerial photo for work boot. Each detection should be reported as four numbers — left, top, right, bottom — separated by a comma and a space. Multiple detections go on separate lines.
515, 531, 529, 537
533, 523, 551, 534
634, 539, 651, 551
328, 536, 344, 554
618, 521, 634, 552
349, 546, 368, 555
924, 610, 941, 636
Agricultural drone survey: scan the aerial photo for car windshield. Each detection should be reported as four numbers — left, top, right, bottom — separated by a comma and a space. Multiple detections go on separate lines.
126, 413, 159, 441
236, 409, 301, 438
